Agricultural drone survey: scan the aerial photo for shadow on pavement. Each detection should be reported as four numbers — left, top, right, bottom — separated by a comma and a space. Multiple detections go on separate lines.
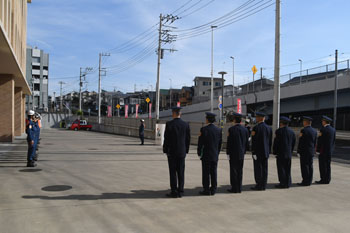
21, 183, 308, 201
19, 169, 42, 172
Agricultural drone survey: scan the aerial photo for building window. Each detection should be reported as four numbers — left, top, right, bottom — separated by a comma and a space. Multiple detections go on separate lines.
34, 84, 40, 91
32, 65, 40, 70
43, 66, 48, 71
215, 82, 221, 87
32, 57, 40, 63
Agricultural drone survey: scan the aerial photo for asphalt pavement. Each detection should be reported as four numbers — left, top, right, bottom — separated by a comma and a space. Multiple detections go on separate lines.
0, 129, 349, 233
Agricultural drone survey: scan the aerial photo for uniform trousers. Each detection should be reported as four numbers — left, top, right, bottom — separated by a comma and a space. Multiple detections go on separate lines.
201, 160, 218, 192
167, 156, 185, 193
253, 157, 268, 189
27, 141, 35, 162
229, 157, 244, 192
300, 155, 313, 185
276, 157, 291, 187
139, 133, 144, 144
318, 154, 331, 184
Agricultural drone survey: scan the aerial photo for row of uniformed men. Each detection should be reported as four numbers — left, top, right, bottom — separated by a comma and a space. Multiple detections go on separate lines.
26, 110, 42, 167
163, 107, 335, 198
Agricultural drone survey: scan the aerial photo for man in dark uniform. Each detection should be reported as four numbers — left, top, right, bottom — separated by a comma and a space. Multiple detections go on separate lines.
197, 112, 222, 196
316, 116, 336, 184
139, 119, 145, 145
226, 112, 249, 193
297, 116, 317, 186
273, 116, 296, 188
163, 107, 191, 198
26, 110, 37, 167
251, 112, 272, 191
33, 113, 40, 161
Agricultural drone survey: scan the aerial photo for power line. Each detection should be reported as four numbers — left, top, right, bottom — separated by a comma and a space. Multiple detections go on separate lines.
180, 0, 216, 18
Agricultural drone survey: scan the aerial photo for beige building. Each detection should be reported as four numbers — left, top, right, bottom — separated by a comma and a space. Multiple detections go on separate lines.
0, 0, 32, 142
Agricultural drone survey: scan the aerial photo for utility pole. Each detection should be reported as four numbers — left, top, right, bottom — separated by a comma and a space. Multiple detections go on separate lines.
79, 67, 82, 111
53, 91, 56, 111
210, 25, 217, 112
58, 81, 65, 111
218, 71, 226, 127
98, 53, 110, 124
169, 78, 172, 108
155, 14, 178, 120
299, 59, 302, 84
155, 14, 162, 120
272, 0, 281, 136
334, 49, 338, 129
260, 67, 263, 89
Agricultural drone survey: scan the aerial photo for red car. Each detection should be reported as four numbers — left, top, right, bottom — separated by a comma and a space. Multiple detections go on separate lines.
70, 119, 92, 131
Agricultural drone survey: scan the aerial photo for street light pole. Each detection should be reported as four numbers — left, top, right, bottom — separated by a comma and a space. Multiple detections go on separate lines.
210, 25, 217, 113
218, 71, 226, 127
334, 49, 338, 129
272, 0, 281, 137
230, 56, 234, 97
298, 59, 302, 84
169, 78, 172, 108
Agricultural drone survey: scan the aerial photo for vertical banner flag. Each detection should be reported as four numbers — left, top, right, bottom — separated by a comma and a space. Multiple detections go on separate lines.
125, 105, 128, 118
135, 104, 139, 118
107, 106, 112, 118
149, 103, 152, 119
177, 102, 180, 107
237, 98, 241, 114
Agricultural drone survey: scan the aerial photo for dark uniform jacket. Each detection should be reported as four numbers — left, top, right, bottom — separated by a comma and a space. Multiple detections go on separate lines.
297, 126, 317, 157
163, 118, 191, 158
227, 124, 249, 160
317, 125, 336, 155
139, 124, 144, 135
273, 126, 296, 159
252, 122, 272, 158
197, 124, 222, 161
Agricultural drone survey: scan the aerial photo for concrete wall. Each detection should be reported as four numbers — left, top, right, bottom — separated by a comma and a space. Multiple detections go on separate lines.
40, 112, 74, 129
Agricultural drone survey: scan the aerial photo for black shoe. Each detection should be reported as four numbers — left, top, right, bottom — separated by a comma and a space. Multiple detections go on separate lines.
250, 186, 262, 191
26, 162, 37, 167
297, 182, 310, 186
210, 191, 216, 196
199, 190, 211, 196
166, 192, 178, 198
315, 180, 326, 184
34, 155, 38, 161
275, 184, 285, 189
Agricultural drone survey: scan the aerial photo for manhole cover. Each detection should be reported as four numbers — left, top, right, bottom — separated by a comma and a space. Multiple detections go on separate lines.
42, 185, 72, 192
19, 169, 42, 172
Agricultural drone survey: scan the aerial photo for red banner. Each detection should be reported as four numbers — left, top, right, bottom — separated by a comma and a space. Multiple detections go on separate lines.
125, 105, 128, 118
149, 103, 152, 119
135, 104, 139, 118
177, 102, 180, 107
107, 106, 112, 118
237, 98, 241, 114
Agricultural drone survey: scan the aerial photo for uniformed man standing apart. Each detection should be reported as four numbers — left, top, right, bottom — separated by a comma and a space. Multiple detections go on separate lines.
33, 113, 40, 161
273, 116, 296, 189
316, 116, 336, 184
297, 116, 317, 186
197, 112, 222, 196
251, 112, 272, 191
163, 107, 191, 198
139, 119, 145, 145
26, 110, 37, 167
226, 112, 249, 193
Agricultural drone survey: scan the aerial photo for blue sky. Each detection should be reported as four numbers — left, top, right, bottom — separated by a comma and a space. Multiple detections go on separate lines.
27, 0, 350, 96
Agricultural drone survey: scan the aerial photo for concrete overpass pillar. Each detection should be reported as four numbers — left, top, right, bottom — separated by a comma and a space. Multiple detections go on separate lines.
14, 87, 24, 136
0, 75, 15, 142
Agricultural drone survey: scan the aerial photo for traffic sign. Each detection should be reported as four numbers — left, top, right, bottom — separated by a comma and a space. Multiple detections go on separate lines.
218, 103, 222, 109
116, 104, 120, 109
218, 95, 222, 103
252, 65, 258, 75
146, 97, 150, 103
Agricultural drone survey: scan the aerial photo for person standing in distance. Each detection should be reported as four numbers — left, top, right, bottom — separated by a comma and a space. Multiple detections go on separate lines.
297, 116, 317, 186
226, 112, 249, 193
163, 107, 191, 198
139, 119, 145, 145
316, 116, 336, 184
273, 116, 296, 189
197, 112, 222, 196
251, 112, 272, 191
26, 110, 36, 167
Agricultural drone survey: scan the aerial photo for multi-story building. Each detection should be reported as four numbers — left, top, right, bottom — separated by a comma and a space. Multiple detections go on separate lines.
193, 76, 223, 103
26, 46, 49, 111
0, 0, 31, 142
